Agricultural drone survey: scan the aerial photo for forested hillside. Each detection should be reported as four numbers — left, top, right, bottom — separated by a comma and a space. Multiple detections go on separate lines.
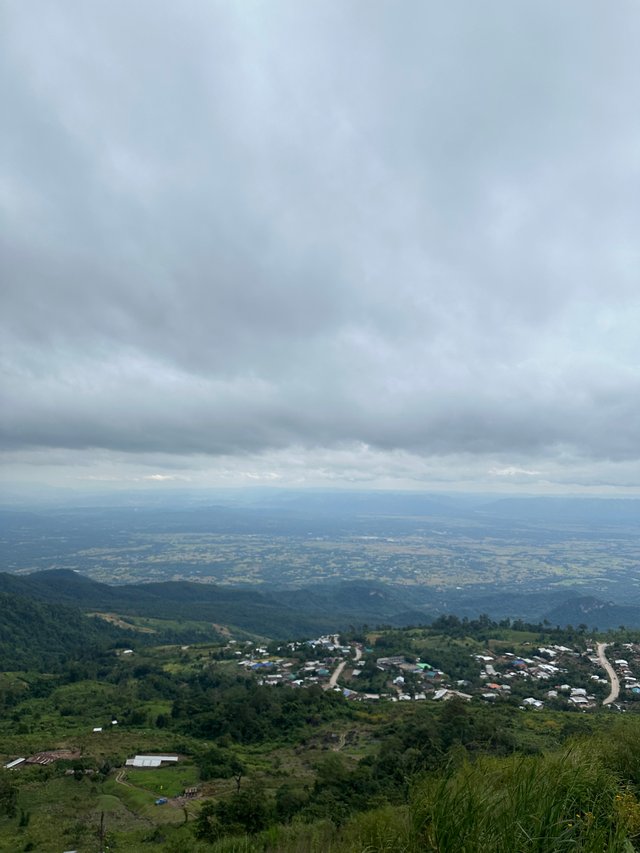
2, 597, 640, 851
0, 591, 130, 671
0, 570, 429, 637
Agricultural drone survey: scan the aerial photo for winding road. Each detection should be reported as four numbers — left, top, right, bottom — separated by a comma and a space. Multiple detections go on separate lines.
115, 770, 132, 787
596, 642, 620, 706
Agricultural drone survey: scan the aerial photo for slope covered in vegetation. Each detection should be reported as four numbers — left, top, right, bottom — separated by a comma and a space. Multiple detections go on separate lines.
0, 591, 132, 672
2, 598, 640, 850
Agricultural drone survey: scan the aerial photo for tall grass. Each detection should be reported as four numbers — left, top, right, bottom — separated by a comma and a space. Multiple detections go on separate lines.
160, 747, 640, 853
591, 718, 640, 789
412, 749, 630, 852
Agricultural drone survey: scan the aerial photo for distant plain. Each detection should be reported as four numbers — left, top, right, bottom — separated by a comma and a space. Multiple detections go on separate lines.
2, 491, 639, 627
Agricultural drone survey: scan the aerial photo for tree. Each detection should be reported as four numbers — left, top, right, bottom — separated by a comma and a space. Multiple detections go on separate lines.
0, 771, 17, 818
276, 783, 308, 822
193, 800, 220, 842
194, 785, 271, 840
196, 746, 245, 789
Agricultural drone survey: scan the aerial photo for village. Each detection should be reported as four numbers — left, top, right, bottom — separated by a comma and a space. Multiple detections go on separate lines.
5, 633, 640, 781
227, 633, 640, 713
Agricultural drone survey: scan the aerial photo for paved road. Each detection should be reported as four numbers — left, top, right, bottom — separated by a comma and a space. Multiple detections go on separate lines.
327, 644, 362, 690
597, 642, 620, 705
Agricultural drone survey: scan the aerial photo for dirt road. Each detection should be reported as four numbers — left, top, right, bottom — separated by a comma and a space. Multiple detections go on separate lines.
327, 659, 347, 689
327, 644, 362, 690
597, 642, 620, 705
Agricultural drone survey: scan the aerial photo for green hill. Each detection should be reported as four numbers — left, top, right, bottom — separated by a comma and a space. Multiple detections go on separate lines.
0, 590, 130, 671
0, 570, 431, 637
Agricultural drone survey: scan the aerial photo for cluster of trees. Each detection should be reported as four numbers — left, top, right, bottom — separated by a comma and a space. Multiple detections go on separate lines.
177, 718, 640, 852
0, 591, 132, 672
171, 668, 351, 744
187, 697, 538, 842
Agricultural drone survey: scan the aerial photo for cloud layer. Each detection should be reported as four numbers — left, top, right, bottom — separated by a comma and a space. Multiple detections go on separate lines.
3, 2, 640, 491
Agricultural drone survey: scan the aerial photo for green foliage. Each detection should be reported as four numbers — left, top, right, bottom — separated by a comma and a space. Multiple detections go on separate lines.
194, 785, 272, 841
0, 590, 131, 672
196, 746, 245, 782
275, 783, 309, 822
340, 805, 414, 852
412, 749, 630, 852
592, 717, 640, 790
4, 612, 640, 851
172, 671, 350, 744
0, 770, 18, 818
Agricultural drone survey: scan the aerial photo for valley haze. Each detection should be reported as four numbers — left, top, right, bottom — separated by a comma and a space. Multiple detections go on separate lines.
2, 489, 640, 632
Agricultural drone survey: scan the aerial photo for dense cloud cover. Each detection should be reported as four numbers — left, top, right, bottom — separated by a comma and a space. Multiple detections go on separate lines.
2, 2, 640, 492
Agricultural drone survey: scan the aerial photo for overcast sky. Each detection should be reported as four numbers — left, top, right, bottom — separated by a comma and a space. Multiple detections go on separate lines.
2, 1, 640, 495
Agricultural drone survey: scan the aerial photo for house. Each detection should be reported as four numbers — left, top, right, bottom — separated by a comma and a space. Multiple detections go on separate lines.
433, 689, 472, 702
125, 754, 179, 768
3, 758, 25, 770
376, 656, 407, 670
569, 695, 590, 706
25, 750, 78, 766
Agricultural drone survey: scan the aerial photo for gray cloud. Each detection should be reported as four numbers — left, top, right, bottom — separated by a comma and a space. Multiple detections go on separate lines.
2, 1, 640, 491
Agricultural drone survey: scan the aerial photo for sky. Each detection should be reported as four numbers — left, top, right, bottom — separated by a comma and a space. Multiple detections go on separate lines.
2, 1, 640, 496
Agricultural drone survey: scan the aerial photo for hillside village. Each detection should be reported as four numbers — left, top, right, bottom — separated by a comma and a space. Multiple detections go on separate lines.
5, 631, 636, 783
4, 624, 640, 852
227, 633, 640, 713
6, 631, 640, 777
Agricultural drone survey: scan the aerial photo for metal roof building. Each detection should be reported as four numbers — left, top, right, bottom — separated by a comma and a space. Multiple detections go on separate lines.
125, 754, 179, 768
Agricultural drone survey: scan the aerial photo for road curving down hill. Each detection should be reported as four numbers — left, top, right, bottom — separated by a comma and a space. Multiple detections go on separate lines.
596, 642, 620, 706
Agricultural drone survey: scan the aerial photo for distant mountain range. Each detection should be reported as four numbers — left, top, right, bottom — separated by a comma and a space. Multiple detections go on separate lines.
0, 570, 431, 640
477, 496, 640, 526
542, 596, 640, 631
2, 568, 640, 662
